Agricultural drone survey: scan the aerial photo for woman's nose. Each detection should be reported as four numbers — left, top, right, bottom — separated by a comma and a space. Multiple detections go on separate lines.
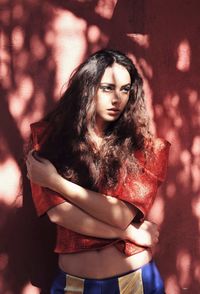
111, 92, 120, 104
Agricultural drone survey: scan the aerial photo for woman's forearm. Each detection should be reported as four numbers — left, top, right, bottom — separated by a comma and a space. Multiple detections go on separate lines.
26, 153, 136, 229
47, 201, 158, 248
27, 153, 158, 248
49, 174, 136, 230
47, 201, 126, 239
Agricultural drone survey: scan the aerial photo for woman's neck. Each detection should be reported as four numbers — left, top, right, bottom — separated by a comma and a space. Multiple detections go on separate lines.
95, 116, 107, 137
92, 131, 104, 151
91, 117, 108, 151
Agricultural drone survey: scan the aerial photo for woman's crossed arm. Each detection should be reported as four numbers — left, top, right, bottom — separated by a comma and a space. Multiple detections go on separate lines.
26, 152, 159, 247
27, 152, 137, 229
47, 201, 159, 248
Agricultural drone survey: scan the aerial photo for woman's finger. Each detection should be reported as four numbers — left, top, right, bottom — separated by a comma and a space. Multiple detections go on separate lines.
27, 151, 34, 162
31, 151, 49, 164
26, 158, 31, 169
27, 150, 42, 164
31, 150, 43, 162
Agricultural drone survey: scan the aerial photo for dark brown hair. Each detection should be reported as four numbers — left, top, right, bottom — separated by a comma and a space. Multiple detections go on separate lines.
36, 49, 152, 190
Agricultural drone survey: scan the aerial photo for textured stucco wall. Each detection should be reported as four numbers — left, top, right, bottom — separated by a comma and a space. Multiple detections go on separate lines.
1, 1, 200, 293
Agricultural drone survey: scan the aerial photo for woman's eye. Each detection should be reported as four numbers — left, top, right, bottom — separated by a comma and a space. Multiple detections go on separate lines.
99, 85, 113, 92
122, 87, 130, 94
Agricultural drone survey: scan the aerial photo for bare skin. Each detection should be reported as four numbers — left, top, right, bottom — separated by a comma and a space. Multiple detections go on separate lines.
27, 63, 159, 278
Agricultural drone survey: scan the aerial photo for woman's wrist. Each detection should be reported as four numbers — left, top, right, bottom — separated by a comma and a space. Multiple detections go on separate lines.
51, 173, 75, 198
48, 172, 63, 192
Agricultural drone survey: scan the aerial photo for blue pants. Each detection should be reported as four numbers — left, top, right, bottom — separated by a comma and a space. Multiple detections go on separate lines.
50, 260, 165, 293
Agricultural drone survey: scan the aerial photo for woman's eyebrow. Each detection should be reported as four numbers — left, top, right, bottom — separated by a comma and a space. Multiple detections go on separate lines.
100, 83, 131, 87
121, 83, 131, 88
100, 83, 115, 86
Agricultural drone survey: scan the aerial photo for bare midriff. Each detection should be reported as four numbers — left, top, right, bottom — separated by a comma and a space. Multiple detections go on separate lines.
58, 246, 152, 279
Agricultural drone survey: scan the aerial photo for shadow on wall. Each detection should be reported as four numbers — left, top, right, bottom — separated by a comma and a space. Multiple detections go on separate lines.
0, 1, 58, 293
0, 0, 200, 293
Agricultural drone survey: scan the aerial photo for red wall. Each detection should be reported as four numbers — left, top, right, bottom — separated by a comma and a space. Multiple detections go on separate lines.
1, 1, 200, 293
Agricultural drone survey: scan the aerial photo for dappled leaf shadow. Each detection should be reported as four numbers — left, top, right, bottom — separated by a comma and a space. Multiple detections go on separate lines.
1, 0, 200, 292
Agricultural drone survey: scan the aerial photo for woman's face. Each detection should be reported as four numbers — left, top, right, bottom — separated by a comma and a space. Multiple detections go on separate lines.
95, 63, 131, 132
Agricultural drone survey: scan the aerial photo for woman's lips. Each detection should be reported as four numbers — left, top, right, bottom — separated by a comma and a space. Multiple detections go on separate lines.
107, 108, 120, 115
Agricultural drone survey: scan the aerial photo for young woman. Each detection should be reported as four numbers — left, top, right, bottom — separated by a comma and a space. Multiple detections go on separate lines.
26, 49, 170, 293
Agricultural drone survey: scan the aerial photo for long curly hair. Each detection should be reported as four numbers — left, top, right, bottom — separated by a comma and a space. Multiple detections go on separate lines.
36, 49, 152, 191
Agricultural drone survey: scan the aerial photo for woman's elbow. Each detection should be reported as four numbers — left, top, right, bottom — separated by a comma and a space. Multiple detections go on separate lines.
47, 208, 60, 224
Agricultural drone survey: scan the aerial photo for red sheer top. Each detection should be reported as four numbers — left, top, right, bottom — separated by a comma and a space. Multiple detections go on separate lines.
30, 121, 170, 256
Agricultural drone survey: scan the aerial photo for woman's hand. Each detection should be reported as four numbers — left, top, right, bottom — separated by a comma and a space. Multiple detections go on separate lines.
26, 151, 58, 189
123, 220, 159, 248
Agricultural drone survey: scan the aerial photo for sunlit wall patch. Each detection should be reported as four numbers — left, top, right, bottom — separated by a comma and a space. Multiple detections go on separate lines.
176, 39, 191, 72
